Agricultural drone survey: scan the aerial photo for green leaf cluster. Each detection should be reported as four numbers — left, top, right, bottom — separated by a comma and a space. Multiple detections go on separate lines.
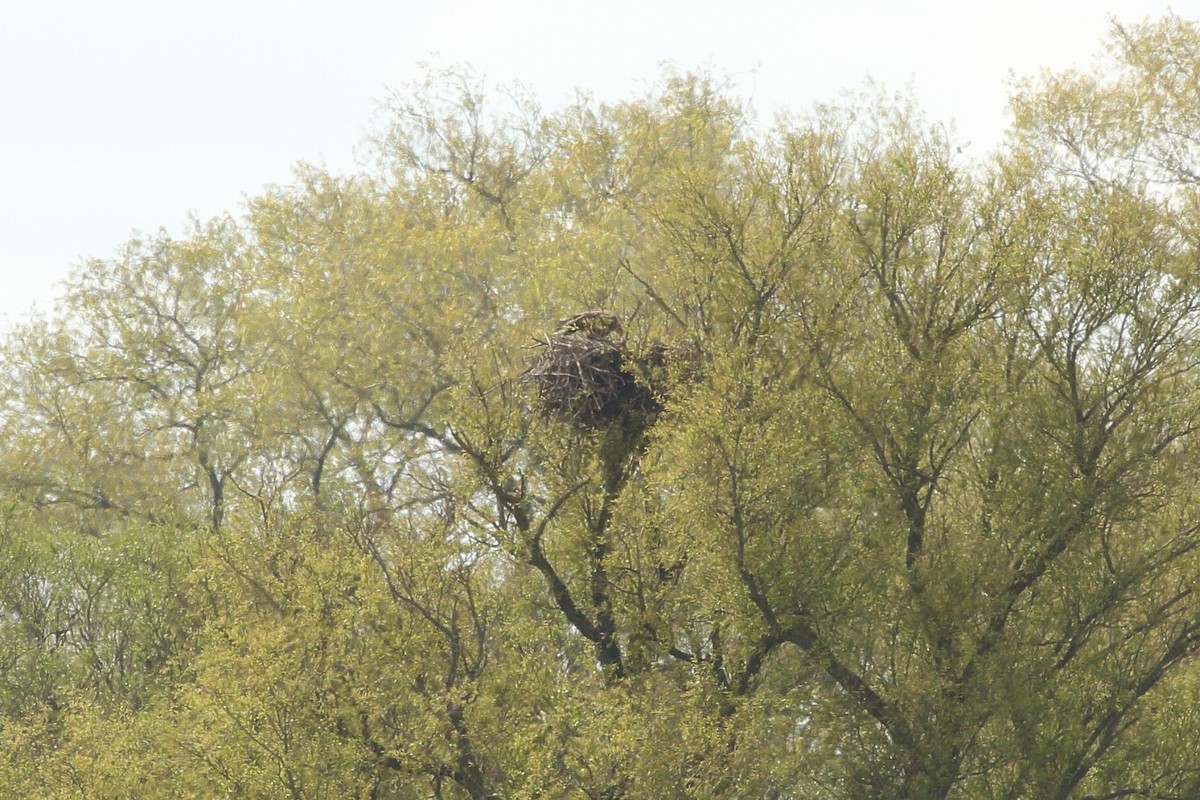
3, 16, 1200, 799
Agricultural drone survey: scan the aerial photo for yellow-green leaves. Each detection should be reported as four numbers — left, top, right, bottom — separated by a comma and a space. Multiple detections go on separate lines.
6, 21, 1200, 798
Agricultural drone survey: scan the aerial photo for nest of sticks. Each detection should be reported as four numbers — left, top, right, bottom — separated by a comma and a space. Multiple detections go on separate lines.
523, 311, 663, 430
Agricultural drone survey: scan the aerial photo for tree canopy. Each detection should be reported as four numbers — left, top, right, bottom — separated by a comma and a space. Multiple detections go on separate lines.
3, 15, 1200, 799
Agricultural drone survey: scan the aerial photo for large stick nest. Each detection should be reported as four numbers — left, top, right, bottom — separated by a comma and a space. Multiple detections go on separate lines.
523, 311, 662, 430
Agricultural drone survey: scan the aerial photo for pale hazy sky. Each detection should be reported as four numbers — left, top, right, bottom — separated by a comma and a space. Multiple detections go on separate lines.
0, 1, 1192, 324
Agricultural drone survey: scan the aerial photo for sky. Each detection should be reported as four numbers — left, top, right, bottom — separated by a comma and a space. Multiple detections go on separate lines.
0, 0, 1193, 325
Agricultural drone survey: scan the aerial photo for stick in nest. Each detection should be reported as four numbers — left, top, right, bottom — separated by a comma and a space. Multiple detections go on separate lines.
522, 312, 657, 429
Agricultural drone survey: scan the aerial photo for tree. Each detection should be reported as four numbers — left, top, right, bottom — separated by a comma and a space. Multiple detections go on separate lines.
2, 15, 1200, 799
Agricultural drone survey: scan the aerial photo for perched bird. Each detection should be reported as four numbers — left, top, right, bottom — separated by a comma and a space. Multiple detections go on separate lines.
555, 310, 622, 340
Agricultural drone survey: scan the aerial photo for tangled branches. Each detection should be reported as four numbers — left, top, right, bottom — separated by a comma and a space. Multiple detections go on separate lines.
522, 311, 662, 430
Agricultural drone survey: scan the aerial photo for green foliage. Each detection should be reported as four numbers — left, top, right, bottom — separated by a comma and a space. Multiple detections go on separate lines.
3, 15, 1200, 799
